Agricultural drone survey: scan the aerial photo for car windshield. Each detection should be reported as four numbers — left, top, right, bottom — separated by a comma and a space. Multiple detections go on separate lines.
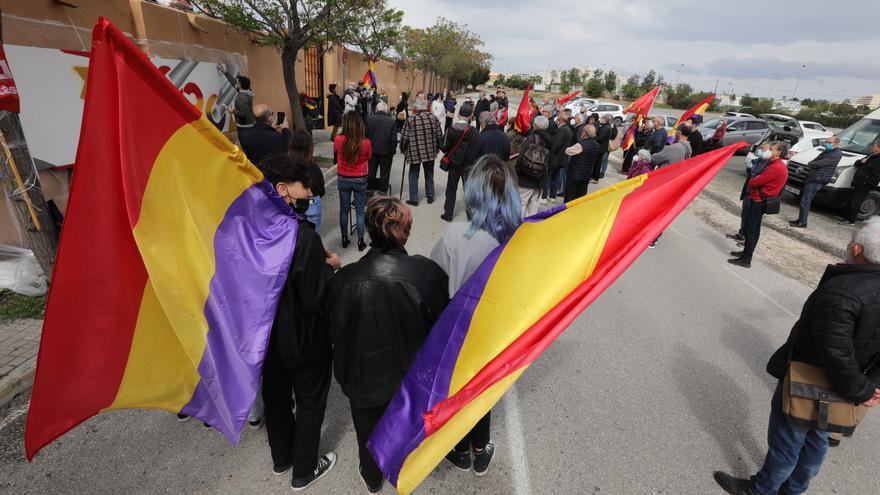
701, 118, 721, 129
837, 118, 880, 155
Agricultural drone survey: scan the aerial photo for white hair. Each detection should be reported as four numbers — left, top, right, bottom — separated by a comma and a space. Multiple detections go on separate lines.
637, 149, 652, 162
479, 111, 495, 126
602, 113, 613, 124
533, 115, 549, 130
376, 101, 389, 113
542, 105, 554, 113
853, 218, 880, 264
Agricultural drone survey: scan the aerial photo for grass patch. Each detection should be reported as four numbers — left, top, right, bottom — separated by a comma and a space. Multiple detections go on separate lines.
0, 290, 46, 322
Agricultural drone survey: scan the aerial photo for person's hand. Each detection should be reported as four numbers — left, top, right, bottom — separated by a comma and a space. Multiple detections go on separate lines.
861, 388, 880, 407
279, 118, 289, 130
325, 252, 342, 270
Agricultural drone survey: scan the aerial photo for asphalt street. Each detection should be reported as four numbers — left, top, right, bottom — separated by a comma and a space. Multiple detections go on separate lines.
2, 146, 879, 494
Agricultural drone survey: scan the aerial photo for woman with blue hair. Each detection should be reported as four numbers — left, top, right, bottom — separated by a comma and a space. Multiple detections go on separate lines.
429, 154, 523, 477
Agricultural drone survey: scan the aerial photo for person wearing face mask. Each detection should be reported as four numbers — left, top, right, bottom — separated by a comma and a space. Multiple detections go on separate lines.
714, 218, 880, 495
790, 136, 842, 229
729, 142, 790, 268
255, 154, 341, 491
728, 143, 772, 243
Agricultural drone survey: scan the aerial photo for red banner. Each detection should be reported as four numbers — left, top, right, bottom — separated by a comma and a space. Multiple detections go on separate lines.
0, 43, 20, 113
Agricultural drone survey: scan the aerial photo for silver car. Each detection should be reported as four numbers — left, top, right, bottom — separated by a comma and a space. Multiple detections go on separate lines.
700, 117, 770, 152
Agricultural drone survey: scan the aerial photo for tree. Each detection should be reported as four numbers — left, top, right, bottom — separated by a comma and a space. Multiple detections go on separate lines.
585, 69, 605, 98
399, 18, 490, 92
621, 74, 641, 99
495, 74, 507, 86
193, 0, 368, 131
640, 70, 657, 92
604, 70, 617, 94
468, 66, 490, 89
340, 3, 403, 62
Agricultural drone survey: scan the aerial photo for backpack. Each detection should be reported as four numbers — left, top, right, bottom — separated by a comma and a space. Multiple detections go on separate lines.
517, 134, 550, 179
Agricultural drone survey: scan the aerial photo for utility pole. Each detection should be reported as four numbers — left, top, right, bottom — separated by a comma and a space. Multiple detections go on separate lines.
791, 64, 806, 100
713, 79, 719, 94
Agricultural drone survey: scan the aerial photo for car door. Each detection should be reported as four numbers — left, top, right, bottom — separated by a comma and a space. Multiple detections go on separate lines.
666, 116, 678, 128
744, 121, 770, 144
724, 120, 748, 145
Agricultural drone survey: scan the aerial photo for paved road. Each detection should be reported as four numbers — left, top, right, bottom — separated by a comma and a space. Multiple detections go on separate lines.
3, 150, 879, 494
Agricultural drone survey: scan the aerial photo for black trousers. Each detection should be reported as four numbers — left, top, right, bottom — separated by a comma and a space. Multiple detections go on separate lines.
846, 184, 873, 223
445, 116, 453, 132
350, 402, 388, 486
564, 178, 590, 203
443, 166, 469, 217
454, 412, 491, 452
742, 199, 765, 262
622, 146, 637, 174
262, 355, 331, 479
368, 153, 394, 194
590, 152, 604, 180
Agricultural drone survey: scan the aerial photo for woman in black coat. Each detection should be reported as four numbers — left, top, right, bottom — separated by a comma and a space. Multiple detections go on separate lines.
395, 92, 409, 134
327, 83, 343, 140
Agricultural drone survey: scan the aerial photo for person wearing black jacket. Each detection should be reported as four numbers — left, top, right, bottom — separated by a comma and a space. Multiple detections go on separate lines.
684, 121, 704, 156
714, 221, 880, 495
841, 140, 880, 225
257, 155, 341, 491
326, 196, 448, 493
395, 92, 409, 134
791, 137, 842, 228
646, 116, 668, 154
474, 91, 491, 124
591, 115, 613, 182
564, 124, 599, 202
467, 112, 511, 164
239, 104, 291, 165
542, 112, 573, 203
327, 83, 344, 142
365, 102, 398, 194
440, 103, 477, 221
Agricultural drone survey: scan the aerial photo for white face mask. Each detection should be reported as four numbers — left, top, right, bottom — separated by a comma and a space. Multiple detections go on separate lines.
759, 149, 773, 160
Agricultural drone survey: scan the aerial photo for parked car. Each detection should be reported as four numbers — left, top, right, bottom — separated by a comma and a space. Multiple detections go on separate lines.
744, 128, 832, 168
724, 111, 755, 118
761, 114, 827, 138
699, 116, 769, 153
626, 113, 678, 128
587, 102, 626, 125
801, 120, 827, 133
563, 97, 597, 113
783, 108, 880, 219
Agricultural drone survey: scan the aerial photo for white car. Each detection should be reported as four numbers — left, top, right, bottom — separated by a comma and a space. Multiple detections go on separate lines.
762, 114, 827, 138
725, 111, 755, 118
744, 129, 832, 167
563, 97, 597, 113
587, 102, 627, 125
800, 120, 827, 133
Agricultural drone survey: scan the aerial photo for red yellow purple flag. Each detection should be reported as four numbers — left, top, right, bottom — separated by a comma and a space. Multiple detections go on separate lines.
669, 93, 716, 138
24, 18, 297, 459
367, 142, 747, 494
361, 59, 378, 88
514, 84, 533, 134
622, 86, 662, 151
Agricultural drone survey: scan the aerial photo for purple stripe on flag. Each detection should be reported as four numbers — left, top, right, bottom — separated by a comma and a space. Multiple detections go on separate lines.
367, 242, 506, 485
180, 181, 297, 443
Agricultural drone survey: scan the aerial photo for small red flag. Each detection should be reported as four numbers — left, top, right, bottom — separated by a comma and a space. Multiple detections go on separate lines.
556, 90, 582, 106
514, 84, 533, 135
623, 86, 661, 115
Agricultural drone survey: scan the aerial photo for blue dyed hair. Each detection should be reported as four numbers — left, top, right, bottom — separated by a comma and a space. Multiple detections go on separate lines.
464, 155, 523, 243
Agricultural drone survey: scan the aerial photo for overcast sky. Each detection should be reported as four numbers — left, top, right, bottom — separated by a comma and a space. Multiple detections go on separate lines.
388, 0, 880, 102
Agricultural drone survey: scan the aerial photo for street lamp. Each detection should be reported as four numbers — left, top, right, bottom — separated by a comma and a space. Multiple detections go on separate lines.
674, 63, 684, 87
791, 64, 806, 100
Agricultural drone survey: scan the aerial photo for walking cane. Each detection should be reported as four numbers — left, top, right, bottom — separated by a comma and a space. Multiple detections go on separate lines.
398, 155, 408, 199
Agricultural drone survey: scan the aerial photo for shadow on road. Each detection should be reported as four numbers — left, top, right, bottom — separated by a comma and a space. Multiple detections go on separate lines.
718, 311, 778, 393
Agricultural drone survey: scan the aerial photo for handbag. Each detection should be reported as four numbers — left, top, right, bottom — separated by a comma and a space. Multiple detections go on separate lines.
758, 188, 781, 215
440, 126, 471, 172
782, 335, 879, 435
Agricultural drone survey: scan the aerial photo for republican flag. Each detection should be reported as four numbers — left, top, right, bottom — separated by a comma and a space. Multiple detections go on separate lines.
361, 59, 378, 88
669, 93, 715, 138
367, 142, 747, 494
24, 18, 298, 459
622, 86, 661, 151
556, 89, 582, 106
514, 84, 533, 134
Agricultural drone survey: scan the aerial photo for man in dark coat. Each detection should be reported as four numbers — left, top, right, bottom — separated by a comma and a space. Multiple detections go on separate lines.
684, 121, 704, 156
543, 111, 573, 203
257, 155, 340, 491
591, 115, 613, 181
791, 136, 842, 228
714, 218, 880, 495
841, 140, 880, 225
565, 124, 599, 202
326, 196, 448, 493
239, 104, 291, 164
440, 103, 477, 221
327, 83, 344, 141
646, 116, 668, 154
467, 111, 511, 164
365, 101, 398, 194
474, 90, 491, 124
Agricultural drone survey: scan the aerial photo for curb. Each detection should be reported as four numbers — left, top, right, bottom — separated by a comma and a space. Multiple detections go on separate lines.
699, 187, 842, 257
0, 361, 35, 409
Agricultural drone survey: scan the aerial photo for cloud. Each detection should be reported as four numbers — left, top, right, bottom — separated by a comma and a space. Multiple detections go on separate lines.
705, 57, 880, 81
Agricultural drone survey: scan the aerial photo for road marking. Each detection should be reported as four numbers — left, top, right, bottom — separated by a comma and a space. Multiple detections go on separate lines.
0, 402, 28, 432
722, 264, 796, 317
669, 225, 686, 238
503, 385, 532, 495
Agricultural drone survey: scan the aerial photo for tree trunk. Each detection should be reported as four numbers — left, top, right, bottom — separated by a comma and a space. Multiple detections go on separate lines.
281, 46, 306, 132
0, 111, 59, 278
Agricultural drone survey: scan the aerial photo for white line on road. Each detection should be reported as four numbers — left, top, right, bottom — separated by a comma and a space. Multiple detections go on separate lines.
503, 385, 532, 495
0, 402, 28, 432
722, 264, 796, 317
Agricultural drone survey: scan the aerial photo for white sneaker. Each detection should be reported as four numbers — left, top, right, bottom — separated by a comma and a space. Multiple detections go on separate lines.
539, 198, 548, 205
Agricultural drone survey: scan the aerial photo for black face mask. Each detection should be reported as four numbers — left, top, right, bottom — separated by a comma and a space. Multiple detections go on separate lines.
293, 198, 311, 215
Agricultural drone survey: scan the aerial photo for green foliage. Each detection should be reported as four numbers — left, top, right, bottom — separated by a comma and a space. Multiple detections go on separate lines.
468, 66, 491, 89
640, 70, 657, 92
585, 69, 605, 98
0, 290, 46, 322
393, 17, 490, 89
621, 74, 641, 99
499, 74, 540, 90
604, 70, 618, 94
341, 3, 404, 61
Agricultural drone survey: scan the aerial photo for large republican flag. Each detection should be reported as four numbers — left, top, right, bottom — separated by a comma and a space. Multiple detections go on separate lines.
621, 86, 661, 151
361, 59, 378, 88
669, 93, 716, 138
24, 18, 298, 459
367, 142, 747, 494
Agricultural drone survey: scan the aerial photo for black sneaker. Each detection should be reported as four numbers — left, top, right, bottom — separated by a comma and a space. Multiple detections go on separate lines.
713, 471, 756, 495
176, 413, 191, 422
473, 443, 495, 477
789, 221, 807, 228
648, 240, 658, 249
248, 417, 264, 429
725, 233, 745, 241
444, 449, 471, 471
427, 197, 435, 204
405, 200, 418, 207
273, 457, 294, 476
361, 475, 382, 494
728, 257, 751, 268
292, 452, 337, 491
440, 214, 453, 222
730, 250, 745, 257
829, 436, 841, 448
838, 218, 855, 226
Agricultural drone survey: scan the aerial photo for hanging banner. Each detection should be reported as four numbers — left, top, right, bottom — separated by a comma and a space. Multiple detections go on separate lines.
0, 43, 20, 113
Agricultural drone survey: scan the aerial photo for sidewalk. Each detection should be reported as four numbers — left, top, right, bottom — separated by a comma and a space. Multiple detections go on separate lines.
0, 318, 41, 407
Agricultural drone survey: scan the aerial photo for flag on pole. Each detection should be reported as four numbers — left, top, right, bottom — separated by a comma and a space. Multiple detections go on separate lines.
621, 86, 661, 151
24, 18, 298, 460
556, 89, 582, 106
361, 59, 378, 89
669, 93, 715, 138
514, 84, 533, 134
367, 142, 747, 494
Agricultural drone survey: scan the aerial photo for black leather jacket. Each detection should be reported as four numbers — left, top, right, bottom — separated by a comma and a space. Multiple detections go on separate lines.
326, 248, 449, 407
767, 264, 880, 403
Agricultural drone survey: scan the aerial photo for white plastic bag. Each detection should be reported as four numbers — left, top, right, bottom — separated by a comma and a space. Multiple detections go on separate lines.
0, 245, 48, 297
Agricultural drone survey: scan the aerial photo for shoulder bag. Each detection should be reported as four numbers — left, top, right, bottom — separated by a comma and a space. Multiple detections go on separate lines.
517, 134, 550, 179
440, 127, 470, 172
758, 187, 781, 215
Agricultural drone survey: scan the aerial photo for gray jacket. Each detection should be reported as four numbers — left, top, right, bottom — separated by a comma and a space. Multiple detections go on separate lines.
651, 140, 692, 168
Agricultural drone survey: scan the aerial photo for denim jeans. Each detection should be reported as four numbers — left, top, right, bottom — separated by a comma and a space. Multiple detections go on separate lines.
305, 195, 322, 233
338, 176, 367, 239
752, 382, 829, 495
542, 167, 563, 199
599, 151, 610, 177
797, 181, 823, 225
557, 167, 566, 195
409, 160, 435, 202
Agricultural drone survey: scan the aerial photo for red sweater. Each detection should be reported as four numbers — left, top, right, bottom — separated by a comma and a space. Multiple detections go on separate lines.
333, 135, 372, 177
748, 158, 788, 202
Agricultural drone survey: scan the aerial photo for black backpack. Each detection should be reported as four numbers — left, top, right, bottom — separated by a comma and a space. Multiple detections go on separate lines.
517, 134, 550, 179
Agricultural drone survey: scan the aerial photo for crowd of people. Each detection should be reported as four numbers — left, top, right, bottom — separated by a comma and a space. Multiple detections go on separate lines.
217, 73, 880, 494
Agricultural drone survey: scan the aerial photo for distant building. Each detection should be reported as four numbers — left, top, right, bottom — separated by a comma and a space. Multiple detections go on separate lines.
774, 99, 802, 114
856, 93, 880, 109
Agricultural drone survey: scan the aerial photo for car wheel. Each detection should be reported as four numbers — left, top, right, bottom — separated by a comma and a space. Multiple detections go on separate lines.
613, 117, 623, 125
856, 191, 880, 220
